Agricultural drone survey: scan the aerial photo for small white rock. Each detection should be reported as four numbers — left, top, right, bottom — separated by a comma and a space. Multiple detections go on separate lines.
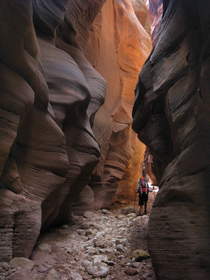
93, 255, 108, 264
82, 260, 109, 277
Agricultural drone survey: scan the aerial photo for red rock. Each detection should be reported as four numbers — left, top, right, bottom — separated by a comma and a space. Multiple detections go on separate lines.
86, 0, 152, 207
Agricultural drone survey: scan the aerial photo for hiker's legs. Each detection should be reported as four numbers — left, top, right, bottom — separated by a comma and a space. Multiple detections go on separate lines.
138, 194, 144, 215
139, 205, 144, 215
144, 201, 147, 214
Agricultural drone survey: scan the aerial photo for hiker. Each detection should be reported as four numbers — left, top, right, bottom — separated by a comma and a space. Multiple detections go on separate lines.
136, 176, 149, 215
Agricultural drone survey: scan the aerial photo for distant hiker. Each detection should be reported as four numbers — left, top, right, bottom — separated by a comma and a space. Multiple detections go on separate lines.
136, 176, 149, 215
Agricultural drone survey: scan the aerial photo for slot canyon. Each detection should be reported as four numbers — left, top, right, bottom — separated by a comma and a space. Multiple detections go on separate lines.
0, 0, 209, 280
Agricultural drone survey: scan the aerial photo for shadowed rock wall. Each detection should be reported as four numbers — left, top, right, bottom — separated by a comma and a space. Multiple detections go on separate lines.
133, 0, 210, 279
85, 0, 152, 207
0, 0, 106, 261
0, 0, 151, 262
37, 0, 106, 227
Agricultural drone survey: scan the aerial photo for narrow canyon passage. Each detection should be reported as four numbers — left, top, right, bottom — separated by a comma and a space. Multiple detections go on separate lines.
1, 208, 155, 280
0, 1, 210, 280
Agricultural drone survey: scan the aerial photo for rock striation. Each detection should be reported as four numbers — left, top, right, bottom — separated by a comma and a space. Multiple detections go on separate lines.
0, 0, 106, 261
34, 0, 106, 227
0, 0, 151, 262
132, 0, 210, 279
86, 0, 152, 207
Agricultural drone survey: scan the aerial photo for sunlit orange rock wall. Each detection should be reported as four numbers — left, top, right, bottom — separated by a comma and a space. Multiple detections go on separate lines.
86, 0, 152, 206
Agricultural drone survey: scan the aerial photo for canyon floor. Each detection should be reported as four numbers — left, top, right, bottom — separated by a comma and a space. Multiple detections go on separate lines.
1, 207, 156, 280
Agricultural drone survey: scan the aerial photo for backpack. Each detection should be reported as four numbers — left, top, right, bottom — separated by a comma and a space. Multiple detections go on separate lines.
140, 178, 148, 193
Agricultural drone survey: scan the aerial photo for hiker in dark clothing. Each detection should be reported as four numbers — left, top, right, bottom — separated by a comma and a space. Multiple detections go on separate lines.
136, 176, 149, 215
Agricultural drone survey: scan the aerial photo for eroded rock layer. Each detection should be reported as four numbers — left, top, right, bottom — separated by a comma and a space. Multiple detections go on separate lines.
133, 0, 210, 279
0, 0, 152, 262
0, 0, 106, 261
86, 0, 152, 207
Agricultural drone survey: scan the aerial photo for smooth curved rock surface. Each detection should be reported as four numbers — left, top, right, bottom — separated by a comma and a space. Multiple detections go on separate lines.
0, 0, 106, 261
86, 0, 152, 207
53, 0, 106, 223
33, 0, 106, 226
0, 0, 150, 263
0, 0, 69, 261
133, 0, 210, 279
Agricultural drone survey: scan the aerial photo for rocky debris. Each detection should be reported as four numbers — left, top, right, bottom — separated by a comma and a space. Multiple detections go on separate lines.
93, 238, 113, 249
2, 258, 38, 280
35, 209, 155, 280
116, 244, 126, 253
83, 211, 95, 219
101, 209, 111, 215
0, 262, 10, 280
120, 207, 136, 215
85, 247, 98, 256
82, 260, 110, 277
69, 272, 83, 280
45, 269, 60, 280
92, 255, 108, 264
10, 258, 34, 271
37, 243, 52, 253
125, 267, 139, 276
2, 209, 156, 280
106, 260, 115, 266
77, 229, 86, 236
46, 265, 84, 280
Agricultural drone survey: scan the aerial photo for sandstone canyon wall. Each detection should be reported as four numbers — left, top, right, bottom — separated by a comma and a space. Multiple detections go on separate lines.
0, 0, 151, 261
0, 0, 106, 261
133, 0, 210, 279
86, 0, 152, 207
